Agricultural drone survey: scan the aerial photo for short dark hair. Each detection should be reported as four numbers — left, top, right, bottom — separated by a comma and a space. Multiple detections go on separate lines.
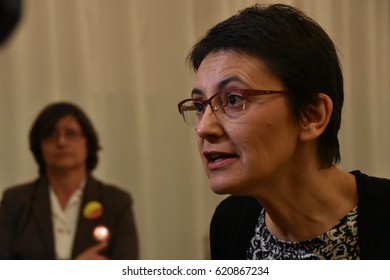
29, 102, 101, 176
188, 4, 343, 167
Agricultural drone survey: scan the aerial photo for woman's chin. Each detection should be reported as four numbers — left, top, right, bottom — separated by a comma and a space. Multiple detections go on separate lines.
210, 183, 236, 195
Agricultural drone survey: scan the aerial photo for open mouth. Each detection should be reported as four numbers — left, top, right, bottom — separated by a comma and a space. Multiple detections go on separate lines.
203, 151, 238, 163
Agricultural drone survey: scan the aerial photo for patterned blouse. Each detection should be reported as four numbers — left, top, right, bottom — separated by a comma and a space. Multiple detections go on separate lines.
246, 207, 360, 259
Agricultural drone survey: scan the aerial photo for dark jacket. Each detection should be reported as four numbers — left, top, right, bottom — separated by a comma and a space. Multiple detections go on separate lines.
210, 171, 390, 260
0, 176, 139, 259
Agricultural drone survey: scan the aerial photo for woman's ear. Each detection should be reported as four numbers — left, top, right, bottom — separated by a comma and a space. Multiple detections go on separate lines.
299, 93, 333, 142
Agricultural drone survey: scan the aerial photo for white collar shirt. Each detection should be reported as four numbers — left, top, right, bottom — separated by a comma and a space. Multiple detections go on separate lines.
49, 179, 86, 260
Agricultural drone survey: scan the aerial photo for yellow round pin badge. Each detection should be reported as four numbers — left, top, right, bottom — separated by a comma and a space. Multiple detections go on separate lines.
83, 201, 103, 220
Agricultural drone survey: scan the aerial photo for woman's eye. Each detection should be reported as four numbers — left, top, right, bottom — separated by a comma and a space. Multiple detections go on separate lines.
225, 93, 244, 106
194, 102, 205, 113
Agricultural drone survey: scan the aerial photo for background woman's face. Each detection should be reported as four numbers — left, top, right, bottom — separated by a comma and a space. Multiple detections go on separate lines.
41, 115, 88, 174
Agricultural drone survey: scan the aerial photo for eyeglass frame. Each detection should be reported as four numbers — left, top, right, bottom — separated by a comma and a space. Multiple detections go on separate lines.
177, 88, 290, 125
42, 128, 85, 143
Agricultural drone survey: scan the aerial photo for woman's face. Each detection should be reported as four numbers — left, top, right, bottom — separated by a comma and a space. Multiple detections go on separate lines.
41, 115, 88, 174
193, 50, 300, 196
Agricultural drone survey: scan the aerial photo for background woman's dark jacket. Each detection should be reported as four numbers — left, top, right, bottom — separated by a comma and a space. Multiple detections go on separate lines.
0, 176, 139, 259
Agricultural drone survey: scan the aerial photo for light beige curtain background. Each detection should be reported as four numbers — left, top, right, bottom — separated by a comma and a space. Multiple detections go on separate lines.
0, 0, 389, 259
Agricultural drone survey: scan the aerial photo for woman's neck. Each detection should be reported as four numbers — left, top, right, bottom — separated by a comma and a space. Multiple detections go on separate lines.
47, 168, 87, 209
255, 166, 357, 242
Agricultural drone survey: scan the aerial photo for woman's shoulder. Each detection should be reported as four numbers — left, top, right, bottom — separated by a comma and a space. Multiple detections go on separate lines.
352, 170, 390, 197
2, 178, 43, 198
213, 195, 262, 224
87, 176, 133, 203
210, 196, 262, 259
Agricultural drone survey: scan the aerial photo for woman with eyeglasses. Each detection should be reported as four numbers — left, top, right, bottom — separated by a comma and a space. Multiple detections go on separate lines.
0, 102, 139, 259
178, 4, 390, 260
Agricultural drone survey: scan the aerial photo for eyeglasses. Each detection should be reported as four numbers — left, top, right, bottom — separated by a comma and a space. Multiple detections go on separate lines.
177, 88, 289, 126
42, 129, 85, 142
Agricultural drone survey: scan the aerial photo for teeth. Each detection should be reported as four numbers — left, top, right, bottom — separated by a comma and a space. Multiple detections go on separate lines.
209, 155, 227, 162
204, 152, 235, 162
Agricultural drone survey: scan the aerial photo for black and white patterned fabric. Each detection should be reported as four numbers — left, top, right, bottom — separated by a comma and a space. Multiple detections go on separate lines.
246, 207, 360, 260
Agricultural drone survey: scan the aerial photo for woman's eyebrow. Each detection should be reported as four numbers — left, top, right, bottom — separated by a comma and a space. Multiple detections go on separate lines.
216, 76, 244, 90
191, 88, 203, 98
191, 76, 246, 98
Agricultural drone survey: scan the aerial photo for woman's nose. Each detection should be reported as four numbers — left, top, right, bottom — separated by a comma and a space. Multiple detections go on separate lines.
196, 105, 224, 139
